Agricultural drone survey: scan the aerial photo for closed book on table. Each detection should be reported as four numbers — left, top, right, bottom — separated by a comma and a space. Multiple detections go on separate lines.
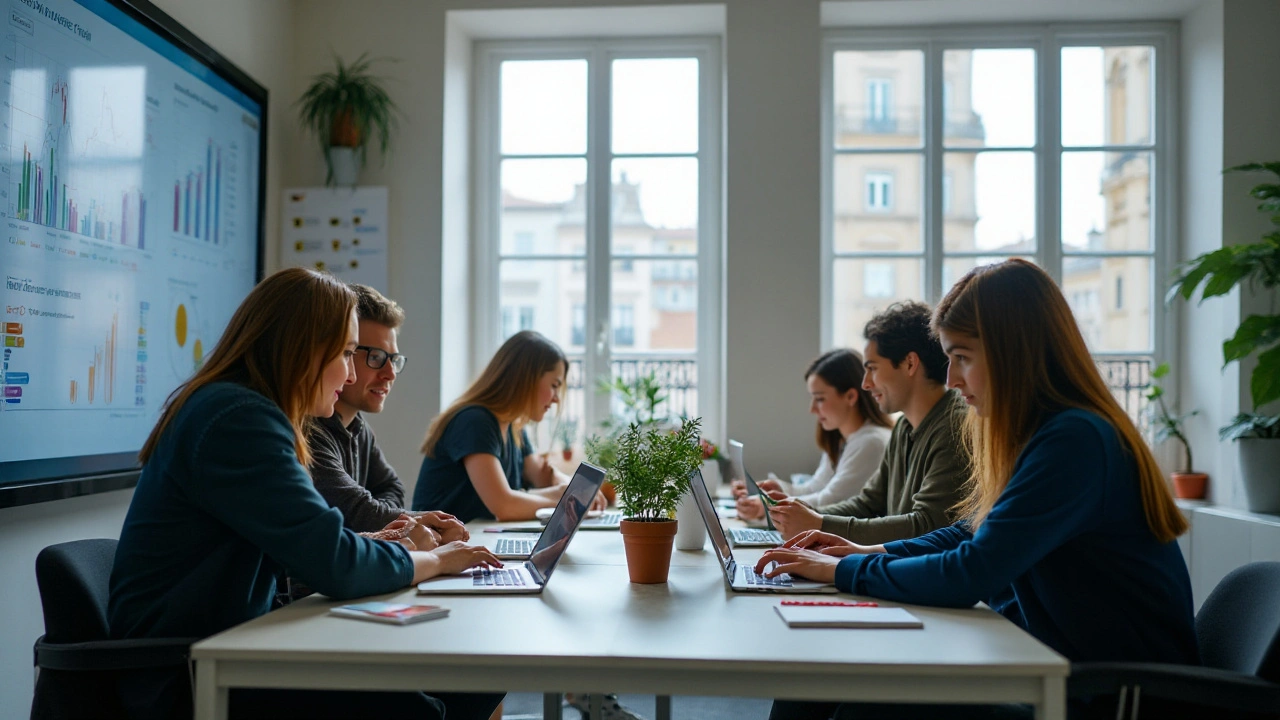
329, 602, 450, 625
773, 604, 923, 629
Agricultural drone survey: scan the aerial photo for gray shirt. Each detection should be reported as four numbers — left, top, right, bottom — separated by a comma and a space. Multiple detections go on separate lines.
307, 413, 406, 532
816, 389, 970, 544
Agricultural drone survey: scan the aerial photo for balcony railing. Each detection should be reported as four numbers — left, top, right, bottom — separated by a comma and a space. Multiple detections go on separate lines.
554, 355, 1150, 441
834, 105, 986, 141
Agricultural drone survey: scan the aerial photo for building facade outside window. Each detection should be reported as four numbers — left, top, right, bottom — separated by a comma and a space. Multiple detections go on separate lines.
476, 38, 722, 445
824, 26, 1174, 429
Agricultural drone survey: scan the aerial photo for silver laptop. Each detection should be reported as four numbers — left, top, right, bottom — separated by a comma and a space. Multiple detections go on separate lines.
537, 506, 622, 531
492, 537, 536, 559
417, 462, 605, 595
690, 468, 836, 594
726, 439, 783, 547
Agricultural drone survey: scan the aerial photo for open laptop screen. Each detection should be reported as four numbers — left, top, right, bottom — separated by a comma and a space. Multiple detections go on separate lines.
528, 462, 606, 580
690, 468, 735, 571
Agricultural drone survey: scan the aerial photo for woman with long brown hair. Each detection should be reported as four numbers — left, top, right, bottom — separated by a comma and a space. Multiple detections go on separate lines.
109, 268, 502, 720
759, 260, 1196, 719
736, 348, 892, 519
414, 330, 602, 522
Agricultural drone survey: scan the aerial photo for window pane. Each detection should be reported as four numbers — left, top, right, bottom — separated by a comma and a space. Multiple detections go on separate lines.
500, 159, 586, 256
944, 151, 1035, 252
943, 256, 1035, 296
1062, 151, 1152, 253
833, 50, 923, 149
612, 259, 697, 352
1062, 46, 1154, 147
833, 153, 922, 252
946, 48, 1034, 148
612, 58, 699, 154
611, 158, 698, 254
501, 60, 587, 155
1063, 256, 1152, 352
498, 259, 585, 349
609, 355, 698, 424
831, 258, 923, 348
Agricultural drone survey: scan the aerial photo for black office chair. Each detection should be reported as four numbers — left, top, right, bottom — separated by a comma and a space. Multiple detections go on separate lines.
1069, 561, 1280, 719
31, 539, 196, 720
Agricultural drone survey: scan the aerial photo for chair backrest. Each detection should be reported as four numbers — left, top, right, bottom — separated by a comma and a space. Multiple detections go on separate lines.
34, 539, 118, 643
1195, 560, 1280, 683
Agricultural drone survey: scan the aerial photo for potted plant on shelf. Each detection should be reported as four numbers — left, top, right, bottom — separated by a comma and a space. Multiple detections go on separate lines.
590, 417, 704, 584
555, 419, 578, 462
1170, 161, 1280, 512
295, 52, 398, 187
1145, 363, 1206, 499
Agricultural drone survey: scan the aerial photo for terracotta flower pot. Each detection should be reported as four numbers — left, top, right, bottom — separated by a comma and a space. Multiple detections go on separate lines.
600, 482, 617, 507
561, 448, 574, 462
1171, 472, 1207, 500
619, 518, 677, 584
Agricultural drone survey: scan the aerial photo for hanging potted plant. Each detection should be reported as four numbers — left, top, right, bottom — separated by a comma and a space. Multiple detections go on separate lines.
590, 417, 703, 583
295, 52, 398, 187
1170, 161, 1280, 512
1145, 363, 1206, 499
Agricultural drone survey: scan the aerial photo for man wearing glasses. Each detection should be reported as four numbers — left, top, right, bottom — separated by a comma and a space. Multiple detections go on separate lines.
307, 284, 467, 546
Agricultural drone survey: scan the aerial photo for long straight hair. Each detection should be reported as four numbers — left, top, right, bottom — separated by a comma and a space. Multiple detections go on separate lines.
806, 349, 893, 465
422, 330, 568, 457
933, 259, 1186, 543
139, 268, 356, 468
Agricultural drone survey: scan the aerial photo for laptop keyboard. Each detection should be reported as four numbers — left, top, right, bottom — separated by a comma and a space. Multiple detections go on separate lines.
494, 538, 534, 555
471, 567, 528, 587
732, 528, 782, 545
590, 511, 623, 525
743, 566, 793, 587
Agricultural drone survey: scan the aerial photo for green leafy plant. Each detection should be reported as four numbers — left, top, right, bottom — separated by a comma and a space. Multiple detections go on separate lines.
1145, 363, 1199, 472
1170, 161, 1280, 439
553, 418, 578, 451
295, 52, 399, 185
605, 417, 704, 522
597, 371, 670, 427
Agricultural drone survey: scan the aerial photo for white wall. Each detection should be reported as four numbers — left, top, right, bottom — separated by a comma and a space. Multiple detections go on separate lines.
0, 1, 294, 716
1178, 0, 1280, 508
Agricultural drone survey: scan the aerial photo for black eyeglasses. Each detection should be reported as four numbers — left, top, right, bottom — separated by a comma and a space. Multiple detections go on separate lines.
356, 346, 408, 373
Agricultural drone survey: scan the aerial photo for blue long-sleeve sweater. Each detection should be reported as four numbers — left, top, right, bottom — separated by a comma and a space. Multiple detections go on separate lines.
835, 408, 1198, 665
109, 382, 413, 642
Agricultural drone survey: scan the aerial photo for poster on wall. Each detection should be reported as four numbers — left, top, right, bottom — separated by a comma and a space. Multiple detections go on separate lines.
281, 187, 389, 292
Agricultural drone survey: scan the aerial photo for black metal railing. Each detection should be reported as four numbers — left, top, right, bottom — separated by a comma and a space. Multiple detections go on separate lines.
556, 355, 1150, 439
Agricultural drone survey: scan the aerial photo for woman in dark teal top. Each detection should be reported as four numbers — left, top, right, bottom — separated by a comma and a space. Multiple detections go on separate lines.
109, 268, 502, 720
760, 260, 1197, 720
414, 330, 603, 522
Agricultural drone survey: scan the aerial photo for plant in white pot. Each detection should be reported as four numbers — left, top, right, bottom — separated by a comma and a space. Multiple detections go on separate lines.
296, 53, 398, 187
588, 417, 703, 583
1170, 161, 1280, 512
1145, 363, 1206, 499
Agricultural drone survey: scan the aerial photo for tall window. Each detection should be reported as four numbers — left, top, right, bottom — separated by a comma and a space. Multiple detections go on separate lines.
477, 39, 721, 444
865, 172, 894, 212
824, 28, 1172, 425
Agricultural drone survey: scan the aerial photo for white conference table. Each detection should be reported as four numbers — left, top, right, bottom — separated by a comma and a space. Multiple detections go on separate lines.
192, 522, 1068, 720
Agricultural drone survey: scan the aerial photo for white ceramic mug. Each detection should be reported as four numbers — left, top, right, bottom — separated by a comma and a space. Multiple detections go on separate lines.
674, 487, 707, 551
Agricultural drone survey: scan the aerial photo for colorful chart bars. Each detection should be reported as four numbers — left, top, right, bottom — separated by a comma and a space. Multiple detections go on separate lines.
173, 139, 222, 244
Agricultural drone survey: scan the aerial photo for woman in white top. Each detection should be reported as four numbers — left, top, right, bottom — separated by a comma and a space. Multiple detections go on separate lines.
737, 348, 892, 519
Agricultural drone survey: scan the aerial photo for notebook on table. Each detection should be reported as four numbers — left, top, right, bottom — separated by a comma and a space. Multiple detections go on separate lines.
416, 462, 605, 595
689, 467, 836, 594
773, 604, 923, 629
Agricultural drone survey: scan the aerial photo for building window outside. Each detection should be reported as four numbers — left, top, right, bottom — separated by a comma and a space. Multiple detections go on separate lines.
571, 304, 585, 346
1115, 276, 1124, 310
613, 304, 635, 347
867, 78, 892, 122
865, 172, 893, 212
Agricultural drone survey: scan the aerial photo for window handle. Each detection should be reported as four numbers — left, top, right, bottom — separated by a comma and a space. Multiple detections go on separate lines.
596, 321, 610, 355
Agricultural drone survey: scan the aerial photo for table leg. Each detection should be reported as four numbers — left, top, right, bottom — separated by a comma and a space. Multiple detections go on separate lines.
543, 692, 563, 720
590, 694, 603, 719
194, 659, 228, 720
1036, 675, 1066, 720
655, 695, 672, 720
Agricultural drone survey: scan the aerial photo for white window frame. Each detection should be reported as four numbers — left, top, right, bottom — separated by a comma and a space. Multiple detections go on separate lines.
474, 37, 723, 438
821, 23, 1177, 370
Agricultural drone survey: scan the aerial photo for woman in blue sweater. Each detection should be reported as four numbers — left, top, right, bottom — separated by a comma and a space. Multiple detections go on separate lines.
109, 268, 503, 720
759, 259, 1197, 720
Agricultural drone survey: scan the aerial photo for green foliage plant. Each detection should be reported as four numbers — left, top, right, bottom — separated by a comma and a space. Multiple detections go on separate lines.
607, 417, 704, 522
295, 52, 398, 186
597, 371, 669, 427
1170, 162, 1280, 440
554, 418, 579, 451
1145, 363, 1199, 472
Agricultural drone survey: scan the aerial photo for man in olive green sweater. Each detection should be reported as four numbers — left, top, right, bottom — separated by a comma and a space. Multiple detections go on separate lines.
768, 301, 970, 545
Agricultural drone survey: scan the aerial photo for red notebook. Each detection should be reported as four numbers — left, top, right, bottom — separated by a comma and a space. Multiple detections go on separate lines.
329, 602, 450, 625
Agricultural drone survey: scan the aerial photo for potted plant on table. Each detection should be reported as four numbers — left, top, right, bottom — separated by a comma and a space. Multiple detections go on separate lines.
296, 52, 398, 187
554, 419, 578, 462
589, 417, 704, 584
1170, 161, 1280, 512
1145, 363, 1207, 499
